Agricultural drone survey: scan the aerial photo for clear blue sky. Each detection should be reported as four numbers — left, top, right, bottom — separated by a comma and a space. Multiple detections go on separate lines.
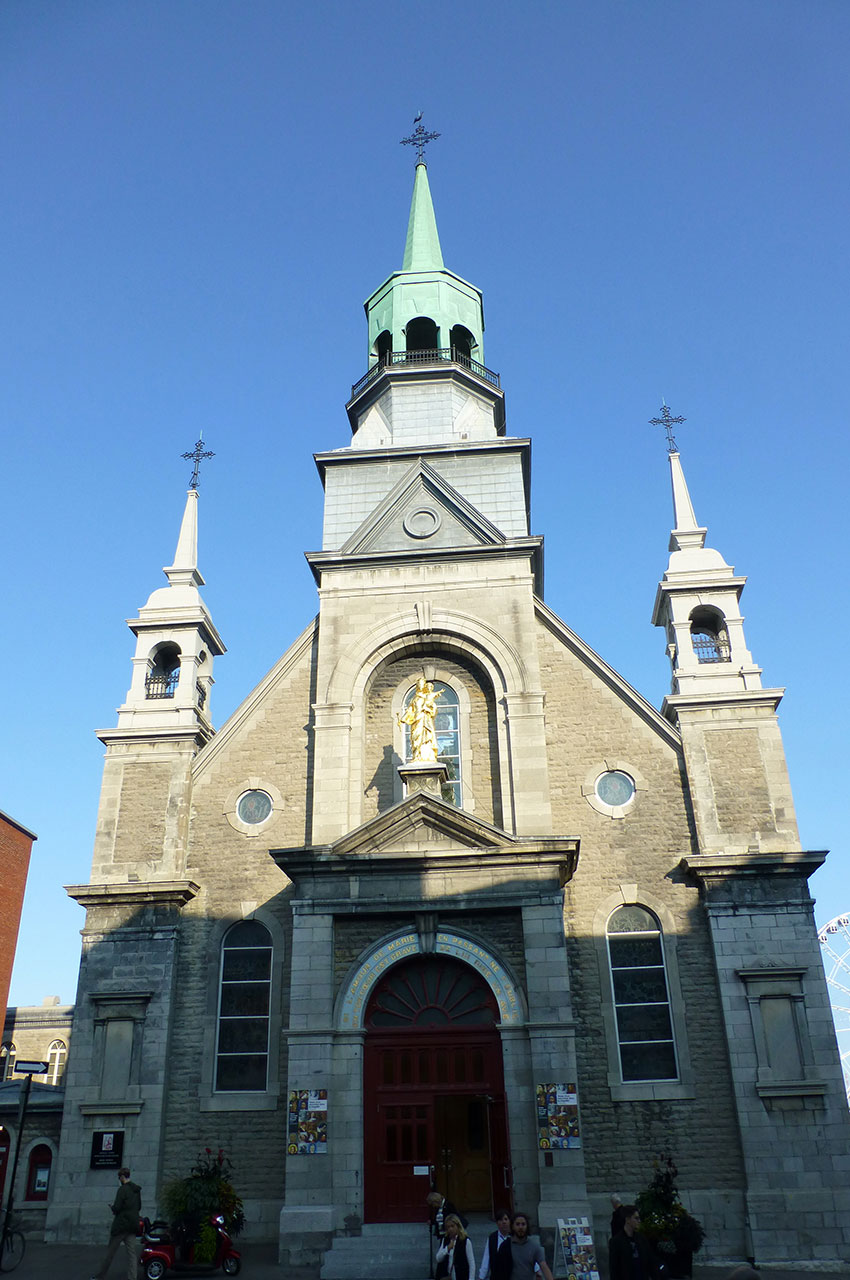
2, 1, 848, 1007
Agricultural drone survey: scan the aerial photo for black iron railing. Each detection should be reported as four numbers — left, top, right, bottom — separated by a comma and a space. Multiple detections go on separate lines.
692, 634, 732, 664
351, 348, 500, 397
145, 670, 179, 699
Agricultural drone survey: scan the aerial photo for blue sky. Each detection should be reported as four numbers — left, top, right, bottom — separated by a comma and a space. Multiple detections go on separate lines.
2, 1, 848, 1006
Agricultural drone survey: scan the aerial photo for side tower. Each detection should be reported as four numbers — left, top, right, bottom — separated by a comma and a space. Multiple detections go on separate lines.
46, 487, 224, 1241
653, 443, 850, 1261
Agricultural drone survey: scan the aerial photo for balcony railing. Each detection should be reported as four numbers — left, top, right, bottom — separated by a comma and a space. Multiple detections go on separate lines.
351, 348, 500, 398
145, 670, 179, 699
692, 633, 732, 664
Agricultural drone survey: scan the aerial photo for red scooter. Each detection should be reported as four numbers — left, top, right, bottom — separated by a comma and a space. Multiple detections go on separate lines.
140, 1214, 241, 1277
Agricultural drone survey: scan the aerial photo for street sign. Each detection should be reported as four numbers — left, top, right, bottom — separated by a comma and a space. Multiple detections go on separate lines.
13, 1061, 49, 1075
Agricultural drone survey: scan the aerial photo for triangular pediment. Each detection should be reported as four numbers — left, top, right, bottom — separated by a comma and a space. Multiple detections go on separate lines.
341, 459, 506, 556
329, 792, 518, 856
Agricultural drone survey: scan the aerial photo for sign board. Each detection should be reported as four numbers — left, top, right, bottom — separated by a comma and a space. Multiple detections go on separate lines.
90, 1130, 125, 1170
536, 1082, 581, 1148
14, 1061, 49, 1075
287, 1088, 328, 1154
556, 1217, 600, 1280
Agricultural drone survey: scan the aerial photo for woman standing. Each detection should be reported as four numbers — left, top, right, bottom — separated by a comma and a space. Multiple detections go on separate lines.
436, 1214, 476, 1280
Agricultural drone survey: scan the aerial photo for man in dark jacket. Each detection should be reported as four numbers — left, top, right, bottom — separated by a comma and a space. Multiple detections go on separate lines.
478, 1209, 513, 1280
608, 1206, 657, 1280
91, 1166, 142, 1280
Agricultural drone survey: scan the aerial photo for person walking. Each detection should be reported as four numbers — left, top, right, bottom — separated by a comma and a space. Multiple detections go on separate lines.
90, 1166, 142, 1280
478, 1209, 513, 1280
608, 1205, 656, 1280
436, 1213, 476, 1280
508, 1212, 553, 1280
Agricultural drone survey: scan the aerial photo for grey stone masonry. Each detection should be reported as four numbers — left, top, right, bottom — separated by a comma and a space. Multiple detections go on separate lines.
45, 883, 195, 1243
685, 853, 850, 1266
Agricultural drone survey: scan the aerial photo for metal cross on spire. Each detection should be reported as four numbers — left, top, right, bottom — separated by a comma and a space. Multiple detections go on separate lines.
649, 402, 686, 453
181, 434, 215, 490
400, 113, 441, 165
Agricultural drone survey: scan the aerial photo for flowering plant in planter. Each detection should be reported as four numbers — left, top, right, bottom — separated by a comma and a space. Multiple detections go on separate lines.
636, 1154, 705, 1256
160, 1147, 245, 1263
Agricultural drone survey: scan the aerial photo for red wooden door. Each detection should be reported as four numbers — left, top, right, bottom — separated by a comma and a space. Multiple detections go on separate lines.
363, 957, 511, 1222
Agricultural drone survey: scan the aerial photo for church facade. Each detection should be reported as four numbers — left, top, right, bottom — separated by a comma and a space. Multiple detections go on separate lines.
47, 161, 849, 1270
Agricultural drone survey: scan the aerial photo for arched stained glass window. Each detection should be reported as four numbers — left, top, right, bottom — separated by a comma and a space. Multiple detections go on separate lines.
215, 920, 272, 1092
402, 681, 461, 806
607, 905, 678, 1082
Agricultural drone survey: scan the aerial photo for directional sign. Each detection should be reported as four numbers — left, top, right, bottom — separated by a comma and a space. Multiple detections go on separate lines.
13, 1061, 49, 1075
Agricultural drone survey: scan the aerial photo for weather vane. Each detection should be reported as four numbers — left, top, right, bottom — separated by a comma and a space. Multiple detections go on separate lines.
649, 402, 686, 453
181, 433, 215, 490
400, 112, 440, 165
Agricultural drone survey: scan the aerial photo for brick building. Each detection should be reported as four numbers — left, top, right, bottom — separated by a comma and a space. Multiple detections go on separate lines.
0, 810, 36, 1028
46, 161, 849, 1269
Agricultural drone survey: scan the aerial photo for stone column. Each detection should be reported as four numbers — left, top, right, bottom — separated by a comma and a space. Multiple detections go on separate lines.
279, 910, 336, 1268
520, 901, 591, 1233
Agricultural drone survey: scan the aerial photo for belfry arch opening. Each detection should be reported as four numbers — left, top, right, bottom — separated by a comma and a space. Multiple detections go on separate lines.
375, 329, 393, 364
689, 606, 731, 664
450, 324, 476, 363
405, 316, 438, 353
145, 643, 181, 699
363, 954, 510, 1223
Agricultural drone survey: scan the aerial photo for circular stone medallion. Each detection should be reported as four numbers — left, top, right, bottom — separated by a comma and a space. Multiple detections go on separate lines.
403, 507, 442, 539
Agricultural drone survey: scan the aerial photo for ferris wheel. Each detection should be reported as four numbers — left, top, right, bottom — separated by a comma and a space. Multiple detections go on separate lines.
818, 913, 850, 1102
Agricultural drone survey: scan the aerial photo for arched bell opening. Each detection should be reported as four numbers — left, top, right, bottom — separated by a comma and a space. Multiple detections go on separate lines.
449, 324, 476, 364
362, 953, 510, 1223
689, 606, 731, 664
145, 642, 181, 699
374, 329, 393, 365
405, 316, 438, 353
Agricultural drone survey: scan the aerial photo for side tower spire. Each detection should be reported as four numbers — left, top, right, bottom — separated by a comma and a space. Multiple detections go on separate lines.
115, 487, 225, 736
651, 435, 799, 854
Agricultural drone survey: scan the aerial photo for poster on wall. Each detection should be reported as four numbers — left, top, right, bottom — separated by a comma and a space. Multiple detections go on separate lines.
90, 1130, 125, 1169
556, 1217, 600, 1280
536, 1083, 581, 1148
287, 1089, 328, 1154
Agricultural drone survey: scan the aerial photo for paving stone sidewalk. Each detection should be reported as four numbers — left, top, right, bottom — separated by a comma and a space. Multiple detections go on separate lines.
10, 1241, 850, 1280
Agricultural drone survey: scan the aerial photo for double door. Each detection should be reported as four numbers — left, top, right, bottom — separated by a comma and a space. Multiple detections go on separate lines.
364, 1032, 511, 1222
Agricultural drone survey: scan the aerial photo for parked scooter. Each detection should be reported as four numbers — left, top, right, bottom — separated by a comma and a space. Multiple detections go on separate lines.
140, 1213, 241, 1277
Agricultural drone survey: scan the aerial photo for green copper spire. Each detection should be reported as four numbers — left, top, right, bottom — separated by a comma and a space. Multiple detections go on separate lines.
402, 163, 444, 271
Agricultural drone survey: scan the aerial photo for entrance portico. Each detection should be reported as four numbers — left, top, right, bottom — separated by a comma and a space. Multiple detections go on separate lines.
272, 792, 586, 1271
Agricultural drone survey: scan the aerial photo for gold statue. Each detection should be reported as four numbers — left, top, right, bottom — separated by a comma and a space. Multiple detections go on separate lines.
398, 677, 442, 762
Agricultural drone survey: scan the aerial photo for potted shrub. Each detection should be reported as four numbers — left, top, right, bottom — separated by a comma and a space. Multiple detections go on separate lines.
636, 1154, 705, 1279
160, 1147, 245, 1263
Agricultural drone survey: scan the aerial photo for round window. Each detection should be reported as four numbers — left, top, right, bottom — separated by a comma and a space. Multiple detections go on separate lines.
595, 771, 635, 807
236, 790, 273, 825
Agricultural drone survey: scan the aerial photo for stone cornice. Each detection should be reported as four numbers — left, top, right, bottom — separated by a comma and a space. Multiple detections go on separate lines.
65, 880, 200, 909
680, 851, 827, 882
96, 724, 214, 749
273, 846, 578, 901
662, 687, 784, 718
305, 538, 543, 585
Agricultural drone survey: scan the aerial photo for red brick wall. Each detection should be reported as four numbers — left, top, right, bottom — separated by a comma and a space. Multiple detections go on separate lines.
0, 814, 36, 1026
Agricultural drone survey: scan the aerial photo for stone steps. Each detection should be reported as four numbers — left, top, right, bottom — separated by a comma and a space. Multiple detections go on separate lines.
320, 1222, 433, 1279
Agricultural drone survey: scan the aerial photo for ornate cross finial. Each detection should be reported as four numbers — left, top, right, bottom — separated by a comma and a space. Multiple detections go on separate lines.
181, 434, 215, 490
400, 113, 440, 165
649, 402, 686, 453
